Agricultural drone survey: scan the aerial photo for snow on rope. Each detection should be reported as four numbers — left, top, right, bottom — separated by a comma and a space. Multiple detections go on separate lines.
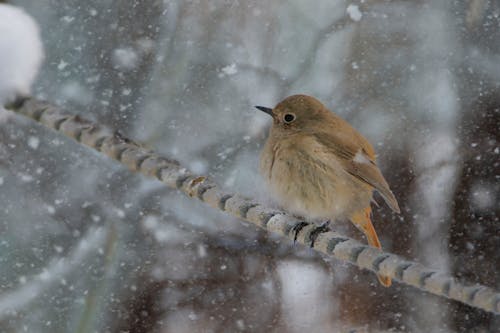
5, 97, 500, 315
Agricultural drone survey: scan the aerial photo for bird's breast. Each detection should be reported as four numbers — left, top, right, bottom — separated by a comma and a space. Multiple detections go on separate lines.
260, 136, 372, 220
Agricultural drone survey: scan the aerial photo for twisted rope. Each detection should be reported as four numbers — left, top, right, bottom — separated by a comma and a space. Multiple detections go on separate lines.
5, 97, 500, 315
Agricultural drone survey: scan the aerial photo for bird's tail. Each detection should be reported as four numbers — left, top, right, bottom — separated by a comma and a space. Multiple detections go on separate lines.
350, 206, 392, 287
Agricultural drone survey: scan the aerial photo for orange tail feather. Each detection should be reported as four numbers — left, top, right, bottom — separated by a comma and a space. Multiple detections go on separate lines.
350, 207, 392, 287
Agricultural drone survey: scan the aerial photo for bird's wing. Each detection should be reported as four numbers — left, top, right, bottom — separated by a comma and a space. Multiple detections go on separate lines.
313, 127, 400, 213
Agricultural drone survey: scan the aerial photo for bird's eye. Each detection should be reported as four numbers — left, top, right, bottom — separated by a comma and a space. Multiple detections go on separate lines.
283, 113, 296, 123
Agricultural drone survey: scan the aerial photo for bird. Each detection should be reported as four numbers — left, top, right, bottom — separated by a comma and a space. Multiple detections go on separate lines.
256, 94, 400, 287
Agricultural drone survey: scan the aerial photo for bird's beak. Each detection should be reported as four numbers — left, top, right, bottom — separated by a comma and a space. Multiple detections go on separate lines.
255, 106, 273, 117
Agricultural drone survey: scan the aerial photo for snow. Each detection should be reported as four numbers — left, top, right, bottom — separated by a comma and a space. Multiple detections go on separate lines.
114, 208, 126, 218
2, 1, 499, 332
346, 4, 362, 22
220, 63, 238, 77
57, 60, 68, 71
235, 319, 245, 330
27, 136, 40, 149
353, 150, 371, 164
0, 4, 43, 105
46, 205, 55, 214
61, 16, 74, 23
0, 228, 106, 318
112, 47, 139, 70
470, 183, 495, 211
278, 261, 335, 330
143, 215, 159, 229
19, 173, 34, 183
197, 244, 207, 258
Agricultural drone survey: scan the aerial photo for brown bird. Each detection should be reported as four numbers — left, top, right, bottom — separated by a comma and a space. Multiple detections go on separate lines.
256, 94, 400, 287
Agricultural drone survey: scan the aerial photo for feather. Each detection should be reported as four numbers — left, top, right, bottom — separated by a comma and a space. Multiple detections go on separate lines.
313, 125, 400, 214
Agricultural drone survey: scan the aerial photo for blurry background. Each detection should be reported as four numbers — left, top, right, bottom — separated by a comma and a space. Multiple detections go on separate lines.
0, 0, 499, 332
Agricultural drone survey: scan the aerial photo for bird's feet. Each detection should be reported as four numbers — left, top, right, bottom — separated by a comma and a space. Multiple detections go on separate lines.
309, 220, 331, 248
291, 221, 309, 243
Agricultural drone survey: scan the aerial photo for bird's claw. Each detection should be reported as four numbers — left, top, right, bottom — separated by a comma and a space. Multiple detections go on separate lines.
291, 221, 309, 243
309, 220, 331, 248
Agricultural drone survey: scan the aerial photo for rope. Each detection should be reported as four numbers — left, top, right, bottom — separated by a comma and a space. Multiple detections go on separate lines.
5, 97, 500, 315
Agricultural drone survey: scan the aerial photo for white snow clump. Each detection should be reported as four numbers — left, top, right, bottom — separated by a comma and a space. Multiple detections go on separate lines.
0, 4, 44, 105
346, 4, 363, 22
